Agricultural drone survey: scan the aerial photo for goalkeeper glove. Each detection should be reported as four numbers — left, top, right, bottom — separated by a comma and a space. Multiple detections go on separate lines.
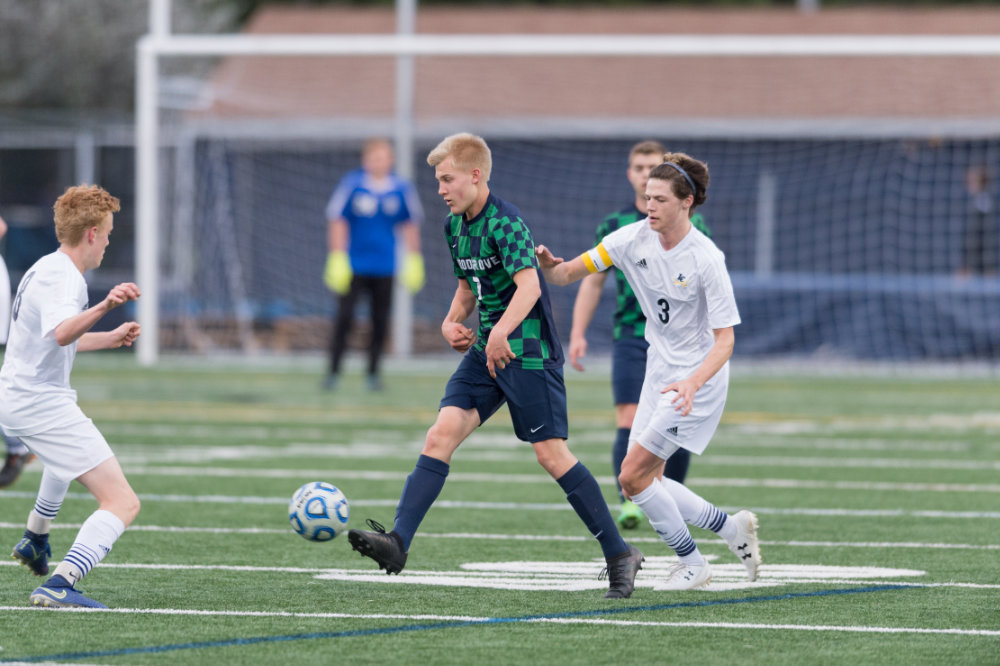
401, 252, 425, 294
324, 251, 352, 294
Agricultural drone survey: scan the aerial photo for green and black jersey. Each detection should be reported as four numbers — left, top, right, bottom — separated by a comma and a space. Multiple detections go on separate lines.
445, 193, 563, 370
595, 204, 711, 341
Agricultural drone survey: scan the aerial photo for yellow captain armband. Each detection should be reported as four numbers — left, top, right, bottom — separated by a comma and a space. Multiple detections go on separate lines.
581, 243, 613, 273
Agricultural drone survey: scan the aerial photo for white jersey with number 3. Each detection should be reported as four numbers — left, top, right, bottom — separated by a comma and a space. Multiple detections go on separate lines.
594, 220, 740, 370
588, 220, 740, 455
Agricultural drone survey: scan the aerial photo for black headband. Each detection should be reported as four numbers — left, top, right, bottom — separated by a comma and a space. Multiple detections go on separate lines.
663, 161, 697, 196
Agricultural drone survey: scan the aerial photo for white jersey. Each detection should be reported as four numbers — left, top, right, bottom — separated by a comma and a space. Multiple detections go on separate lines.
0, 252, 10, 344
588, 220, 741, 455
594, 220, 740, 372
0, 250, 88, 436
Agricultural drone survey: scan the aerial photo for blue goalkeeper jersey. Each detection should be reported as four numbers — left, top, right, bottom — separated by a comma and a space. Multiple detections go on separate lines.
325, 168, 423, 277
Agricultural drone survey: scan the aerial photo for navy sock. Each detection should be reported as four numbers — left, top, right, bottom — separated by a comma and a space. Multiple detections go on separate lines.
557, 462, 628, 559
393, 454, 449, 551
612, 427, 630, 502
23, 529, 47, 545
664, 447, 691, 484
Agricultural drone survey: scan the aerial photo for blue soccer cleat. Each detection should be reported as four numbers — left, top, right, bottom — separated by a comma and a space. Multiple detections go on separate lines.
12, 531, 51, 577
30, 574, 107, 609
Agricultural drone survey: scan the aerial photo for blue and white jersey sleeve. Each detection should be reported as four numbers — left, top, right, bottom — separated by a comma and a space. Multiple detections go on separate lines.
325, 169, 364, 221
396, 177, 424, 226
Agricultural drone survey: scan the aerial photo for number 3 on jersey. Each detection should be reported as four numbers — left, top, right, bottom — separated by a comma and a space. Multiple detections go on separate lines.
656, 297, 670, 324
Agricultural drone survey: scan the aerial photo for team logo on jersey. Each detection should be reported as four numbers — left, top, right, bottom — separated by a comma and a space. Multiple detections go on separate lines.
673, 273, 689, 287
382, 194, 401, 217
457, 255, 501, 271
635, 258, 648, 270
352, 193, 378, 217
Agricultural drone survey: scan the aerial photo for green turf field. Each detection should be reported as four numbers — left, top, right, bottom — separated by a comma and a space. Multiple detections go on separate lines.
1, 354, 998, 664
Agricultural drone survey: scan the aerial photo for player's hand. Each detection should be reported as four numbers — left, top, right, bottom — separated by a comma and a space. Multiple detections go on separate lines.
401, 252, 425, 293
485, 333, 516, 378
662, 378, 699, 417
109, 322, 141, 348
442, 321, 476, 352
534, 245, 563, 270
568, 335, 587, 372
324, 251, 352, 294
104, 282, 141, 310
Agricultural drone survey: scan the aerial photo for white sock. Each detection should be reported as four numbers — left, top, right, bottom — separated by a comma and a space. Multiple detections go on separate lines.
54, 509, 125, 586
26, 510, 52, 536
658, 477, 732, 536
27, 469, 71, 535
632, 481, 705, 564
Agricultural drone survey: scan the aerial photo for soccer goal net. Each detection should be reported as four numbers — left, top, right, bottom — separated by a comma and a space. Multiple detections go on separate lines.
136, 32, 1000, 365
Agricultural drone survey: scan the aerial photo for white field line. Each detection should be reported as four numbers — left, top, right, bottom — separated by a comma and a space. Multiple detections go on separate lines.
528, 618, 1000, 636
99, 420, 980, 454
1, 523, 997, 552
101, 438, 1000, 471
19, 465, 998, 494
0, 606, 997, 637
2, 491, 998, 519
0, 559, 996, 591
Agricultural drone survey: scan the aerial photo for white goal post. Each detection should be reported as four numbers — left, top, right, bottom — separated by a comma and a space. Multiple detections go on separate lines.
135, 27, 1000, 366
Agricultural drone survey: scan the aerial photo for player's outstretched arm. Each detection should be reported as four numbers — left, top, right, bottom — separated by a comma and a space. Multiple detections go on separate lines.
78, 322, 141, 352
535, 245, 591, 286
53, 282, 141, 347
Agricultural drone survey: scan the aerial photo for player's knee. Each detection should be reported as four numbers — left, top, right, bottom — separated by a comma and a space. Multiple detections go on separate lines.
114, 491, 141, 526
618, 459, 648, 498
422, 424, 457, 460
532, 439, 575, 478
618, 469, 640, 498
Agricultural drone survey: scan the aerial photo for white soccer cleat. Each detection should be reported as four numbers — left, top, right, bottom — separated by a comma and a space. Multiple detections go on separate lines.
725, 510, 761, 582
661, 561, 712, 590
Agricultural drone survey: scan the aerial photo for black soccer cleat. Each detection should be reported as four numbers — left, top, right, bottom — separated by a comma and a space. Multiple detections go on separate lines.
348, 519, 408, 575
600, 543, 644, 599
0, 452, 35, 489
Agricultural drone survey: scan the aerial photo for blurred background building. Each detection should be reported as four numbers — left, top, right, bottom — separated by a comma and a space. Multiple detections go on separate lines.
3, 0, 1000, 361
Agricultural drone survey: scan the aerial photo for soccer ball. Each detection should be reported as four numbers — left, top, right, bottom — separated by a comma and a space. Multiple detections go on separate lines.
288, 481, 350, 541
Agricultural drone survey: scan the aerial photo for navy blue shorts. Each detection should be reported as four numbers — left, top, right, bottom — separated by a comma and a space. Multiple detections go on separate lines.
611, 337, 648, 406
440, 348, 569, 443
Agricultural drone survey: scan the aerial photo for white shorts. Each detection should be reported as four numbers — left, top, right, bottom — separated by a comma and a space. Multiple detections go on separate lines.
20, 418, 114, 484
630, 361, 729, 458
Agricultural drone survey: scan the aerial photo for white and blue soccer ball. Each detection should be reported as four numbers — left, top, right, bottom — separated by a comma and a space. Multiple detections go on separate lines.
289, 481, 350, 541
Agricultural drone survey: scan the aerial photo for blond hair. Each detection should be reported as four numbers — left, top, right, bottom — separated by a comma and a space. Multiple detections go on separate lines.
54, 184, 120, 246
426, 132, 492, 182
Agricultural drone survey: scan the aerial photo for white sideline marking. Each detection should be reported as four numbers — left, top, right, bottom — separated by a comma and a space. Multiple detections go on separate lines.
96, 439, 1000, 472
108, 466, 1000, 494
2, 492, 999, 519
530, 619, 1000, 637
0, 605, 996, 637
14, 463, 1000, 494
0, 523, 997, 552
313, 558, 935, 592
1, 558, 994, 590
